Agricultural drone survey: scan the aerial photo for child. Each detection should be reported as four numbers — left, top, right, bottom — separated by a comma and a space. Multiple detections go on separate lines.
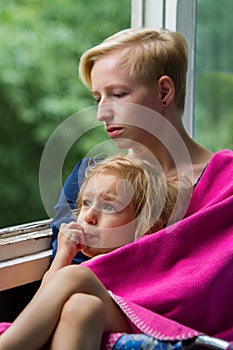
66, 154, 181, 257
0, 154, 185, 350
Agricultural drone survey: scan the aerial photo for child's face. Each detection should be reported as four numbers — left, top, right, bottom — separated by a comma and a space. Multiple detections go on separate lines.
78, 172, 136, 257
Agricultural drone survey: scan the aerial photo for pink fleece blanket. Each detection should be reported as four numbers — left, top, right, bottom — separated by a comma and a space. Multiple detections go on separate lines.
0, 323, 11, 335
83, 150, 233, 346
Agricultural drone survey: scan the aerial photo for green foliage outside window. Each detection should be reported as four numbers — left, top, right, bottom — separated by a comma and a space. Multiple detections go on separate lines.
195, 0, 233, 151
0, 0, 131, 227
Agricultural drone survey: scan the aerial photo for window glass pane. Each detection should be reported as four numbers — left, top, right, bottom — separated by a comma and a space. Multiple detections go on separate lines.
194, 0, 233, 151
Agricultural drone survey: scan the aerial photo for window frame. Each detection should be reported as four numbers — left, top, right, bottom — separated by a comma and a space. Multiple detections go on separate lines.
0, 220, 52, 291
131, 0, 197, 136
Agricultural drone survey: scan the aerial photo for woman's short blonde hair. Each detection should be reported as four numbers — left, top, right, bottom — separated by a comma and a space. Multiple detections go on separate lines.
79, 27, 189, 115
76, 154, 181, 239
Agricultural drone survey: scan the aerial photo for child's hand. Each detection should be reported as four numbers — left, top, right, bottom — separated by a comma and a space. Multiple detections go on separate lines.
42, 221, 86, 283
57, 221, 85, 258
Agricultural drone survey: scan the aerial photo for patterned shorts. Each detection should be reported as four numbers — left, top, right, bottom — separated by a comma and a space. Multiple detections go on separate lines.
112, 334, 183, 350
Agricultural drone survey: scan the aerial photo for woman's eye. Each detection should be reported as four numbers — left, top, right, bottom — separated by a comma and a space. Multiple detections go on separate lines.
103, 203, 117, 212
92, 95, 101, 104
114, 92, 125, 98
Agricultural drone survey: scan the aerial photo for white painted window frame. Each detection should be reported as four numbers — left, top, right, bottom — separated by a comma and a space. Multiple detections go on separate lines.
0, 220, 52, 291
131, 0, 197, 136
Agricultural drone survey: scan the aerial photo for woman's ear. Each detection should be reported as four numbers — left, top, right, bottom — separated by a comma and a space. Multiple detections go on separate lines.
158, 75, 175, 107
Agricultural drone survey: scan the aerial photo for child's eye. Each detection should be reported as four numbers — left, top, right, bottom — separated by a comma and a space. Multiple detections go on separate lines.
82, 199, 91, 207
103, 203, 117, 212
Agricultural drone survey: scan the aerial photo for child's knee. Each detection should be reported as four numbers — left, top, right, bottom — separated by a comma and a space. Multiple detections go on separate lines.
55, 265, 94, 284
61, 293, 106, 326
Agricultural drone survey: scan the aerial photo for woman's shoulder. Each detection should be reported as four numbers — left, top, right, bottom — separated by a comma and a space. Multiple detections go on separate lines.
186, 149, 233, 215
63, 156, 105, 194
207, 149, 233, 175
199, 149, 233, 182
196, 148, 232, 193
69, 156, 105, 177
210, 149, 233, 163
62, 157, 91, 192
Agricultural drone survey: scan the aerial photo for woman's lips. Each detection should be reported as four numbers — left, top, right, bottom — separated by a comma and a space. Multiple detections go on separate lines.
106, 126, 124, 138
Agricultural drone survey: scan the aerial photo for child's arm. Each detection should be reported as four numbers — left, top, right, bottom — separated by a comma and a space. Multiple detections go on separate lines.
42, 222, 84, 285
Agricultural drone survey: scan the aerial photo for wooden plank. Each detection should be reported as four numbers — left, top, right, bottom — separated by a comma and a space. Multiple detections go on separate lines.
0, 250, 52, 291
0, 219, 51, 239
0, 219, 53, 291
0, 229, 52, 261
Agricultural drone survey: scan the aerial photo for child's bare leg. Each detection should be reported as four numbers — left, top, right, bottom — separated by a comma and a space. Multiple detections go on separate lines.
0, 266, 131, 350
0, 271, 75, 350
50, 293, 106, 350
50, 268, 132, 350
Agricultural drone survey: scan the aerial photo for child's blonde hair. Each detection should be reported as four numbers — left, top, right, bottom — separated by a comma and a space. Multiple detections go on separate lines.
79, 27, 188, 115
76, 154, 183, 238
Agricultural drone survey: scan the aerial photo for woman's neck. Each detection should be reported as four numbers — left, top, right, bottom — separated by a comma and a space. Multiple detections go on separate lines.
131, 122, 213, 185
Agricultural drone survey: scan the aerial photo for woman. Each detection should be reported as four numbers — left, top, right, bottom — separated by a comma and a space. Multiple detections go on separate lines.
51, 27, 233, 345
51, 27, 213, 261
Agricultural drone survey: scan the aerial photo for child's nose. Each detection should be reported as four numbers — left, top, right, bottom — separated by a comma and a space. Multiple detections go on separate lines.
84, 207, 97, 225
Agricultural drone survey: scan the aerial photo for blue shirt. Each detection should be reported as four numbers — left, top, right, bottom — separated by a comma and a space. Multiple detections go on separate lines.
51, 158, 91, 264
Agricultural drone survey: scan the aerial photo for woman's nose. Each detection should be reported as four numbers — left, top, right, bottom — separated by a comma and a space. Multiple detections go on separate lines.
84, 207, 97, 225
96, 102, 114, 122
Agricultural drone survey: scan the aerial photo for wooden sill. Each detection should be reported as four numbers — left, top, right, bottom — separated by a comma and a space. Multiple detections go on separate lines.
0, 220, 52, 291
